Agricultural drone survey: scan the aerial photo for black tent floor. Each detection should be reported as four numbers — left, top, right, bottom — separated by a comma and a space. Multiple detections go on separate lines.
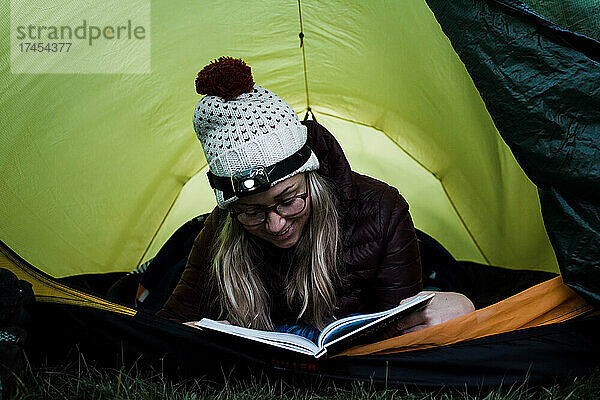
23, 300, 600, 388
3, 239, 594, 387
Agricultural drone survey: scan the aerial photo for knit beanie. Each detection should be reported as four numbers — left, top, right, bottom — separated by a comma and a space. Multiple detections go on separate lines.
192, 57, 320, 208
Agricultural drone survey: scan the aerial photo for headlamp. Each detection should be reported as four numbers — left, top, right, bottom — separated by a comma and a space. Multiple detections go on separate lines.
231, 166, 270, 195
206, 142, 313, 202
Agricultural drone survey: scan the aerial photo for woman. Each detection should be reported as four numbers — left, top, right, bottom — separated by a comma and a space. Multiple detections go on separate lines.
157, 57, 473, 339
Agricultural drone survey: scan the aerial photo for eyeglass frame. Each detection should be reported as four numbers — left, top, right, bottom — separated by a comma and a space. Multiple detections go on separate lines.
229, 175, 310, 226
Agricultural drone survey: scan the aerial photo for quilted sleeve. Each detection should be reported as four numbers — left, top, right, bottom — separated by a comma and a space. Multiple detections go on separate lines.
156, 208, 225, 323
374, 187, 423, 309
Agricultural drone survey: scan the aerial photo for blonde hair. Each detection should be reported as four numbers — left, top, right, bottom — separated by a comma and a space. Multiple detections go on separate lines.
212, 171, 341, 330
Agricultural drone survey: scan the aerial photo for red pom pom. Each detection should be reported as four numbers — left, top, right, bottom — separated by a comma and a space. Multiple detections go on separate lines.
195, 56, 255, 100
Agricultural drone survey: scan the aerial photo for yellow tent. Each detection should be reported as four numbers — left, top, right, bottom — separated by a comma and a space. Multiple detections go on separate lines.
2, 0, 598, 387
1, 0, 557, 278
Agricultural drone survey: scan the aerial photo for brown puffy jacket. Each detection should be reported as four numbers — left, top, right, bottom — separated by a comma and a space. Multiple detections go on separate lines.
158, 120, 422, 323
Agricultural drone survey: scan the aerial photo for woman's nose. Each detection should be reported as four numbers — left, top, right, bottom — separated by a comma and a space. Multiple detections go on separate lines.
265, 210, 286, 233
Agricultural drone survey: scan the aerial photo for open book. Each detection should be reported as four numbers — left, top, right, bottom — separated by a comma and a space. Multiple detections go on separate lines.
195, 293, 434, 359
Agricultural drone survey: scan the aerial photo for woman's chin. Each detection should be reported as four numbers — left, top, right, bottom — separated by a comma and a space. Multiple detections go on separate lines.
271, 236, 299, 249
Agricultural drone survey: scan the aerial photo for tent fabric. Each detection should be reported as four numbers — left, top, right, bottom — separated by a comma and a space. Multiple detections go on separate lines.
0, 242, 135, 317
425, 0, 600, 305
22, 299, 599, 388
312, 316, 600, 387
522, 0, 600, 42
2, 239, 598, 386
1, 0, 557, 279
2, 0, 599, 387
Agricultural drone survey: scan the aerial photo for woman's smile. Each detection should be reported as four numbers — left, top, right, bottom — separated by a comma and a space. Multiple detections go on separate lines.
269, 221, 294, 240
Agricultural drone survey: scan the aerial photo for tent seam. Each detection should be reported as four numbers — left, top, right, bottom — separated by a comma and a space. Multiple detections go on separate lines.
297, 0, 311, 113
438, 183, 492, 265
135, 163, 208, 268
316, 111, 437, 176
315, 110, 492, 265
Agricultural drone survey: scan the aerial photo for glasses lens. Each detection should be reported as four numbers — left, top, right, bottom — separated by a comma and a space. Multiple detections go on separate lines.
234, 195, 307, 226
236, 211, 264, 226
277, 197, 306, 217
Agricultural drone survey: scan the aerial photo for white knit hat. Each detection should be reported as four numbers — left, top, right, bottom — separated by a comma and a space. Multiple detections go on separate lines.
192, 57, 319, 208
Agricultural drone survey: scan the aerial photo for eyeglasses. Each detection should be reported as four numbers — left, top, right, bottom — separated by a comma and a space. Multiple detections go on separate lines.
230, 192, 309, 226
231, 174, 311, 226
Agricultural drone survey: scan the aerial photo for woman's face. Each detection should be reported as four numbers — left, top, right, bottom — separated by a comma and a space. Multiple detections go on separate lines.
230, 173, 310, 248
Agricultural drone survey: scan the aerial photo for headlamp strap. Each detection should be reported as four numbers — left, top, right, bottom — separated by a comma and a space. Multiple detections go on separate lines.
207, 142, 313, 201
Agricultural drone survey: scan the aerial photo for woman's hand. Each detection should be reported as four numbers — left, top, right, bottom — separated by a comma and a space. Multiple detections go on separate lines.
383, 291, 474, 338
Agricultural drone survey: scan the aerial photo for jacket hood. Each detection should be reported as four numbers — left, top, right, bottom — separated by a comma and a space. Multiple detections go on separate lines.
303, 120, 356, 207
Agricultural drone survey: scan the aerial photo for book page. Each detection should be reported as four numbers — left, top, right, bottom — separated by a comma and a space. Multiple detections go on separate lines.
318, 310, 393, 347
196, 319, 320, 356
319, 293, 435, 349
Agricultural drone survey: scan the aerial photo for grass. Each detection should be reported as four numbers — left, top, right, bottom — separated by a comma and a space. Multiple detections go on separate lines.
4, 353, 600, 400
